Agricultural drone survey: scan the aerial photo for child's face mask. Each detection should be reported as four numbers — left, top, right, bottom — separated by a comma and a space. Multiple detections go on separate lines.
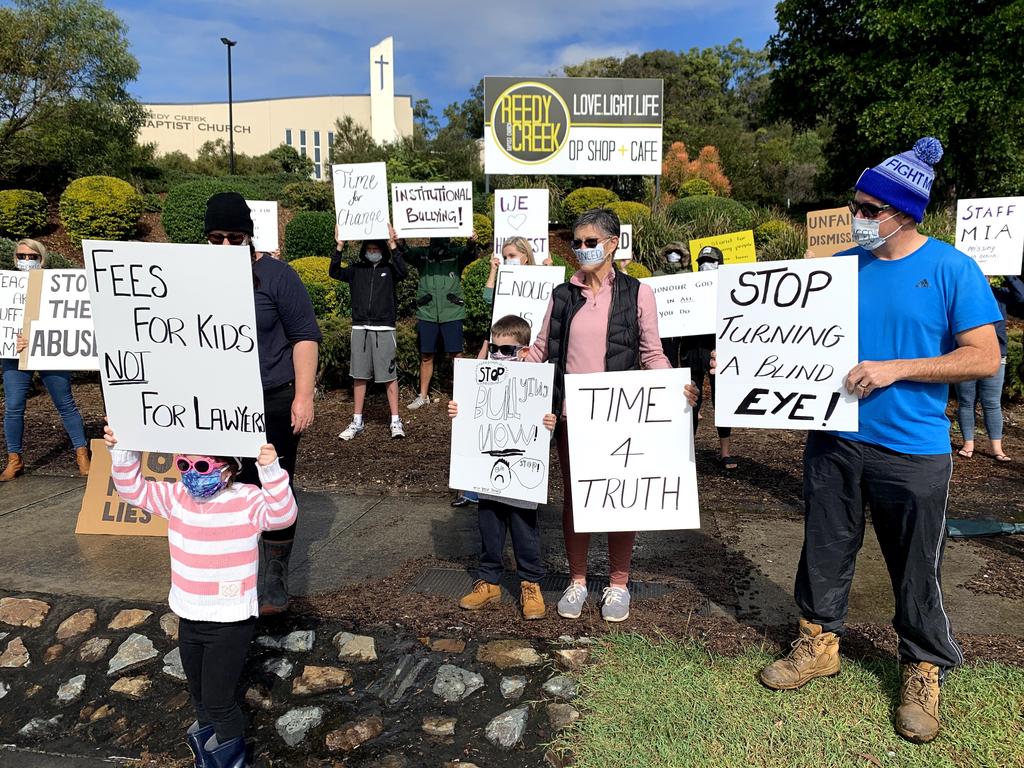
365, 249, 383, 264
175, 455, 231, 499
488, 342, 525, 361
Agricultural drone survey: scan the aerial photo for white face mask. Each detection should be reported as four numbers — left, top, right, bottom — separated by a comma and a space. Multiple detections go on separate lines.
852, 213, 905, 251
698, 261, 718, 272
505, 257, 521, 266
575, 242, 606, 267
16, 258, 40, 271
365, 250, 382, 264
665, 251, 682, 264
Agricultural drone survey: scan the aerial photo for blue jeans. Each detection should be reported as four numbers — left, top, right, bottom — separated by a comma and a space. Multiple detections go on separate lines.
955, 363, 1005, 442
2, 359, 87, 454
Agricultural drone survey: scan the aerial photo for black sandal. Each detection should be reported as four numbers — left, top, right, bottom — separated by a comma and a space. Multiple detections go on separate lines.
719, 455, 738, 471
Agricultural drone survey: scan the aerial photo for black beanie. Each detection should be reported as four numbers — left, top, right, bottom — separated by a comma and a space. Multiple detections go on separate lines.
204, 192, 254, 236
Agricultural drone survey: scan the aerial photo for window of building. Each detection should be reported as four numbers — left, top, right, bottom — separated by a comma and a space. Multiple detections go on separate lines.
314, 130, 320, 147
314, 147, 321, 163
285, 128, 292, 146
300, 129, 306, 146
314, 163, 321, 179
328, 132, 334, 164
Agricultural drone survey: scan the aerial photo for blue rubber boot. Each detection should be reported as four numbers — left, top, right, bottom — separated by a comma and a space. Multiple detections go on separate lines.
185, 721, 215, 767
205, 735, 251, 768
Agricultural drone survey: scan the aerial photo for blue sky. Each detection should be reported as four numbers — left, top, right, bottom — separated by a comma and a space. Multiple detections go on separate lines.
108, 0, 778, 111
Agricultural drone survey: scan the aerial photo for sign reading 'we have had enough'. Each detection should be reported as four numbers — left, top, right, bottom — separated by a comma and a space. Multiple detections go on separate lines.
84, 240, 266, 457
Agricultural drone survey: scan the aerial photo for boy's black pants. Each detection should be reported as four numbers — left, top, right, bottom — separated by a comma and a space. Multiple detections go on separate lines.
477, 497, 545, 585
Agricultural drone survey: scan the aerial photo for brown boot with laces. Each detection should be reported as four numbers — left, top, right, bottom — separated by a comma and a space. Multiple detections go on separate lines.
759, 618, 841, 690
520, 581, 545, 620
458, 580, 501, 610
895, 661, 941, 743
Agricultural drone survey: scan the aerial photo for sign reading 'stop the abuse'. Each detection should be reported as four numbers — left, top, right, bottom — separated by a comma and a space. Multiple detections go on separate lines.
483, 77, 663, 176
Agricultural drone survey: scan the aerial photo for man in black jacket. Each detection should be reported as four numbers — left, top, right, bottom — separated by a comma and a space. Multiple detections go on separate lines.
331, 229, 408, 440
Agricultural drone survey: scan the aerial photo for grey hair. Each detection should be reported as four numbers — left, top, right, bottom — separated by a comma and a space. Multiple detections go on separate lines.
573, 207, 620, 238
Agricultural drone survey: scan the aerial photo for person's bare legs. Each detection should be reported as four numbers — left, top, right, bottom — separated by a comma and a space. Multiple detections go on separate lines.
386, 379, 399, 417
719, 435, 732, 458
419, 353, 434, 399
352, 379, 368, 418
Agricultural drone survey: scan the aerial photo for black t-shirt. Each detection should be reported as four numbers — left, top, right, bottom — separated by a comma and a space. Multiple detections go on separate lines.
251, 256, 321, 390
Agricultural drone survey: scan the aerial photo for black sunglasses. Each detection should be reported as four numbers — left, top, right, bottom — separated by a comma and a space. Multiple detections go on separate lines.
14, 252, 37, 260
488, 343, 524, 356
848, 200, 893, 218
571, 236, 613, 250
207, 232, 248, 246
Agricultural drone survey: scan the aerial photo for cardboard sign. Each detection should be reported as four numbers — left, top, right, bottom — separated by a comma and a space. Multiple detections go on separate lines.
449, 358, 555, 505
333, 162, 390, 240
689, 230, 756, 271
493, 189, 549, 261
564, 368, 699, 532
75, 439, 173, 537
614, 225, 633, 261
0, 270, 28, 359
806, 206, 853, 258
955, 197, 1024, 276
247, 200, 279, 253
640, 271, 717, 337
483, 77, 664, 175
19, 269, 98, 371
491, 265, 565, 340
392, 181, 473, 238
715, 257, 859, 431
83, 240, 267, 457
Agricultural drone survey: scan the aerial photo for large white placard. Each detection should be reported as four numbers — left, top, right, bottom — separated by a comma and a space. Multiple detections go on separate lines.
491, 265, 565, 340
493, 189, 549, 261
22, 269, 98, 370
614, 224, 633, 261
83, 240, 267, 456
449, 358, 555, 505
564, 368, 699, 532
641, 271, 717, 337
955, 197, 1024, 276
0, 271, 28, 359
391, 181, 473, 238
246, 200, 279, 253
715, 257, 859, 431
333, 162, 390, 240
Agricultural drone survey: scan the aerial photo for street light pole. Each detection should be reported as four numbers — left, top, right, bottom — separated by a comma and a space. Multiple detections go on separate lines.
220, 37, 237, 175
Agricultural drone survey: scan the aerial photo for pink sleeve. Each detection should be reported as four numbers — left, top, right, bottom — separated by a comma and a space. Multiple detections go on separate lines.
109, 449, 176, 520
637, 284, 671, 369
526, 298, 554, 363
247, 460, 299, 531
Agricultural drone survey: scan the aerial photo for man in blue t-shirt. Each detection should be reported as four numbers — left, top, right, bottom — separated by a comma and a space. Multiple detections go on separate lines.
757, 139, 1001, 744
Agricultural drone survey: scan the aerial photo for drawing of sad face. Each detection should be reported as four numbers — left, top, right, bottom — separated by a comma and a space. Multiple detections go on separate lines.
489, 459, 511, 491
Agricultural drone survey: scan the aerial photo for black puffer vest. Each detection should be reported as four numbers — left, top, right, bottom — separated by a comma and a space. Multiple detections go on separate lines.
548, 272, 641, 418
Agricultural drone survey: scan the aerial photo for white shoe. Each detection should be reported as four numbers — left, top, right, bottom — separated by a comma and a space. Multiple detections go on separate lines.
338, 422, 364, 441
390, 420, 406, 439
407, 395, 430, 410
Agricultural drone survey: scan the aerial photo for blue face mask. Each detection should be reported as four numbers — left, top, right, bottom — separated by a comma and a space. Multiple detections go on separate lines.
574, 242, 605, 267
181, 469, 229, 500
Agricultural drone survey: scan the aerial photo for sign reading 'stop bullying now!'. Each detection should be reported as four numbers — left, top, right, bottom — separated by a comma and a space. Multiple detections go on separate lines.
483, 77, 663, 176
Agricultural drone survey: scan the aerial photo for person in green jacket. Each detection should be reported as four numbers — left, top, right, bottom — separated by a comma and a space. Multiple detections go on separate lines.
391, 224, 478, 408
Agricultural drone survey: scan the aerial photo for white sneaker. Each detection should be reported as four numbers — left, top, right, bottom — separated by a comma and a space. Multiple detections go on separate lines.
390, 420, 406, 439
557, 582, 589, 619
407, 395, 430, 410
338, 422, 364, 441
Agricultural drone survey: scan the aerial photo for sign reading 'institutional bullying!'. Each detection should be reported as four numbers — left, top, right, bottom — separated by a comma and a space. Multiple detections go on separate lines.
483, 77, 663, 176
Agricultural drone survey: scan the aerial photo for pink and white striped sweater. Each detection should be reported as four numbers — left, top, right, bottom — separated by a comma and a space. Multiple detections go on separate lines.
110, 449, 298, 622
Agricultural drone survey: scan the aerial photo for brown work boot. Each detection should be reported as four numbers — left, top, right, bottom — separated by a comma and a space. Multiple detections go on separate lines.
0, 453, 24, 482
458, 580, 501, 610
895, 661, 941, 743
75, 446, 91, 477
520, 581, 546, 620
759, 618, 841, 690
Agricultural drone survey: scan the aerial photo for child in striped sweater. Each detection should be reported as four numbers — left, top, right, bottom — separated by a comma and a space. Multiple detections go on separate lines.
104, 425, 297, 768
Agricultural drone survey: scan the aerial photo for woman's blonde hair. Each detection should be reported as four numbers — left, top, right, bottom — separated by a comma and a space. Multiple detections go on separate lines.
16, 239, 48, 267
501, 236, 535, 266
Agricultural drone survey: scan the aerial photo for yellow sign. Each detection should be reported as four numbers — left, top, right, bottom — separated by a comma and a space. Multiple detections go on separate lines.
689, 230, 756, 271
805, 206, 853, 258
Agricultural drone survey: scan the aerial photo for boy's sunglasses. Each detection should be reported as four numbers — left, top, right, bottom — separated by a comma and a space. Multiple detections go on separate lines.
207, 232, 248, 246
847, 200, 893, 218
488, 343, 524, 356
571, 236, 611, 250
174, 455, 227, 475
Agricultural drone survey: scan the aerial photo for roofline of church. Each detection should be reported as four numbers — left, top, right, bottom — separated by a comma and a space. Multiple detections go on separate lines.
142, 94, 415, 106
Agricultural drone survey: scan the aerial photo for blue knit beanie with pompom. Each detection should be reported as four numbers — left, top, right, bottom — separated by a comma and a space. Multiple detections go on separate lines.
854, 137, 943, 222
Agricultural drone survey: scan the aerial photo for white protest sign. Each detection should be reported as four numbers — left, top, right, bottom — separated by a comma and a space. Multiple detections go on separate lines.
715, 257, 859, 431
392, 181, 473, 238
955, 197, 1024, 276
449, 358, 555, 505
333, 162, 390, 240
493, 189, 549, 260
246, 200, 279, 253
21, 269, 98, 370
83, 240, 267, 457
641, 271, 717, 337
614, 225, 633, 260
491, 265, 565, 340
564, 368, 699, 532
0, 271, 28, 359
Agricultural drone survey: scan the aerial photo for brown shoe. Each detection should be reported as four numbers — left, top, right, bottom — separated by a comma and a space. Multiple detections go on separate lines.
75, 446, 91, 477
895, 661, 941, 743
520, 581, 546, 620
759, 618, 841, 690
0, 453, 24, 482
458, 580, 501, 610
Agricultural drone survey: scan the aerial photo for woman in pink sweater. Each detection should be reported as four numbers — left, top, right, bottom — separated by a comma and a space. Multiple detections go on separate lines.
105, 425, 297, 768
528, 207, 697, 623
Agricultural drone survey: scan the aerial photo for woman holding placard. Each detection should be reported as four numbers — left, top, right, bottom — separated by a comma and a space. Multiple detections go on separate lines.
1, 239, 90, 482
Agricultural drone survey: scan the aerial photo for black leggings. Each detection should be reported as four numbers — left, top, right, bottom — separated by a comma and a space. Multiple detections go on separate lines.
664, 335, 732, 439
178, 616, 257, 742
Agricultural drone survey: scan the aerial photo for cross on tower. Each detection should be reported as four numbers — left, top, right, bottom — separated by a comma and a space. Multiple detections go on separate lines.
375, 54, 389, 91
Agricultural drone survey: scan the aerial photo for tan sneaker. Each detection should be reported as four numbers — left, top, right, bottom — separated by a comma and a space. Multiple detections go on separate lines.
520, 581, 545, 620
0, 453, 24, 482
458, 580, 501, 610
895, 662, 941, 743
759, 618, 841, 690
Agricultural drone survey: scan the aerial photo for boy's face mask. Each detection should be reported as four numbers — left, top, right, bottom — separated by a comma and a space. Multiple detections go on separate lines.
488, 342, 525, 361
365, 249, 383, 264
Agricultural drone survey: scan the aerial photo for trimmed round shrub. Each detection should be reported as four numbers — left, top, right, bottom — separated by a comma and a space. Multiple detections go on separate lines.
290, 256, 349, 318
282, 181, 334, 212
754, 219, 793, 247
43, 250, 78, 269
666, 195, 753, 231
562, 187, 619, 222
59, 176, 142, 245
623, 261, 653, 279
0, 237, 16, 269
607, 201, 651, 226
395, 263, 420, 321
284, 211, 336, 261
460, 257, 494, 341
162, 179, 237, 243
679, 178, 718, 197
0, 190, 48, 238
316, 314, 352, 390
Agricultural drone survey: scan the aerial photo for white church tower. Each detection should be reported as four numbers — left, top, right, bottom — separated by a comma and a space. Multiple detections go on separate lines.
370, 37, 398, 144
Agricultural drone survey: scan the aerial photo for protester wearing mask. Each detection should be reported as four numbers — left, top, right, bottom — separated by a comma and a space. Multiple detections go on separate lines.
1, 239, 90, 482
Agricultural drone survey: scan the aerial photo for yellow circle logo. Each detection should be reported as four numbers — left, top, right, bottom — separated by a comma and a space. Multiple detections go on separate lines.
490, 81, 570, 164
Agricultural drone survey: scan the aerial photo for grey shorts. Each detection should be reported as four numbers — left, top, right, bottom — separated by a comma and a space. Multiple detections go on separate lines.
350, 328, 397, 383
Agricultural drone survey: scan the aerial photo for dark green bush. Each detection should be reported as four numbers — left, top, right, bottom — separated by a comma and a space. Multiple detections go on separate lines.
282, 181, 334, 212
0, 190, 48, 238
666, 195, 753, 231
562, 187, 620, 222
44, 251, 78, 269
1006, 330, 1023, 402
284, 211, 336, 261
396, 263, 420, 320
460, 257, 493, 341
162, 179, 238, 243
290, 256, 350, 318
141, 193, 164, 213
59, 176, 143, 245
316, 315, 352, 390
0, 237, 16, 269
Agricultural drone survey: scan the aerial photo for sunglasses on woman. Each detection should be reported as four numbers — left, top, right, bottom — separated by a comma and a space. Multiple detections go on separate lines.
174, 456, 228, 475
15, 251, 37, 260
570, 236, 612, 250
847, 200, 893, 218
207, 232, 248, 246
488, 343, 524, 357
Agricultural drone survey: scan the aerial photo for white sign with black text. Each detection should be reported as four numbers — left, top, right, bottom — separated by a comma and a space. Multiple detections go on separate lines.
491, 265, 565, 341
392, 181, 473, 239
955, 197, 1024, 276
493, 189, 549, 261
332, 162, 390, 241
641, 271, 717, 337
614, 225, 633, 261
0, 271, 28, 359
21, 269, 98, 370
246, 200, 279, 253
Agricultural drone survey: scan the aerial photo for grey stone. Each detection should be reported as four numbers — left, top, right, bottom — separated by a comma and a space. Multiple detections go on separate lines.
18, 715, 62, 738
264, 657, 294, 680
0, 636, 30, 667
332, 631, 377, 662
57, 675, 87, 705
422, 715, 457, 737
107, 633, 158, 676
283, 630, 315, 652
255, 635, 282, 649
162, 647, 186, 682
0, 682, 8, 700
547, 702, 580, 731
432, 664, 484, 703
485, 705, 529, 750
500, 675, 528, 700
375, 654, 428, 706
553, 648, 588, 670
275, 706, 323, 747
78, 637, 112, 663
556, 635, 574, 644
159, 613, 179, 641
543, 675, 578, 700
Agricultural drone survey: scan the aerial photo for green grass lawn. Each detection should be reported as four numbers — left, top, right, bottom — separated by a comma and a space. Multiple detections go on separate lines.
555, 634, 1024, 768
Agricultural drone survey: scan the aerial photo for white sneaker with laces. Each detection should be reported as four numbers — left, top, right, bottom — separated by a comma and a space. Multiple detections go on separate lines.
407, 395, 430, 410
338, 422, 364, 441
557, 582, 589, 619
390, 420, 406, 439
600, 586, 630, 622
